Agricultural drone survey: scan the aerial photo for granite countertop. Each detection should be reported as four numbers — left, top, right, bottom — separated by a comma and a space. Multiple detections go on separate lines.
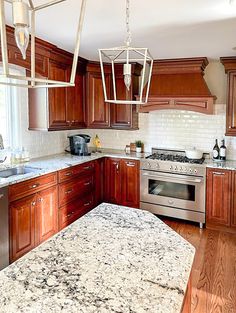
0, 149, 148, 188
0, 203, 195, 313
205, 159, 236, 170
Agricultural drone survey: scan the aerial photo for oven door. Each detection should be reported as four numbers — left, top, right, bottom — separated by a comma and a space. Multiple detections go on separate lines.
140, 170, 205, 213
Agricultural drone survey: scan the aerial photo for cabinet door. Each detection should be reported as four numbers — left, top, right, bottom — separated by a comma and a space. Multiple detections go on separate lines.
35, 186, 58, 245
121, 159, 140, 208
226, 71, 236, 136
105, 158, 122, 204
66, 72, 86, 129
94, 158, 104, 206
86, 71, 111, 128
231, 171, 236, 229
206, 169, 231, 227
10, 194, 36, 262
48, 61, 69, 130
110, 75, 137, 129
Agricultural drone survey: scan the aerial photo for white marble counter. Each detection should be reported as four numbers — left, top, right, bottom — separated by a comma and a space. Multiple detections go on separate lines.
0, 203, 195, 313
0, 149, 147, 188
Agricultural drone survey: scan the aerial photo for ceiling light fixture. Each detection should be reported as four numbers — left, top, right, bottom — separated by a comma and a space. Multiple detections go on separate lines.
99, 0, 153, 105
0, 0, 86, 88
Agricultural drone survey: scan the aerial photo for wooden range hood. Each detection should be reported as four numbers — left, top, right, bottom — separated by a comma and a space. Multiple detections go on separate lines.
139, 57, 216, 114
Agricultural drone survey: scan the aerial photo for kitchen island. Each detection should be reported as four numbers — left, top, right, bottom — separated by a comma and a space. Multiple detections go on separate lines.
0, 203, 195, 313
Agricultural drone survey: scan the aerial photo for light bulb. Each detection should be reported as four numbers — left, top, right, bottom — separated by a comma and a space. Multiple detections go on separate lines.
14, 25, 29, 60
123, 63, 132, 91
124, 74, 131, 91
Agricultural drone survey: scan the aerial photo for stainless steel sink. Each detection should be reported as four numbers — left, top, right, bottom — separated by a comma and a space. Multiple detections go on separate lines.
0, 166, 41, 178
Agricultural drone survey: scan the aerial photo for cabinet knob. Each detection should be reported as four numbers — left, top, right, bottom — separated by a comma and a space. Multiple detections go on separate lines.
65, 189, 73, 194
38, 198, 44, 203
31, 201, 36, 206
65, 172, 73, 176
84, 181, 91, 186
84, 201, 92, 207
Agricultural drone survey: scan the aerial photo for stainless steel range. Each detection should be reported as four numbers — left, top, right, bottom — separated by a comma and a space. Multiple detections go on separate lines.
140, 148, 206, 228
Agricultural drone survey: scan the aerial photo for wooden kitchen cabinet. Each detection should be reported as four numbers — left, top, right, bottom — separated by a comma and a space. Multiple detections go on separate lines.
105, 158, 122, 204
10, 194, 36, 262
86, 62, 141, 130
94, 158, 105, 206
86, 63, 111, 128
9, 174, 58, 262
121, 159, 140, 208
220, 58, 236, 136
105, 158, 140, 208
35, 186, 58, 245
206, 168, 231, 229
231, 171, 236, 229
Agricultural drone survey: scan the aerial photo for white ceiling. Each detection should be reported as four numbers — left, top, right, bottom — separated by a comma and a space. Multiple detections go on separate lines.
5, 0, 236, 60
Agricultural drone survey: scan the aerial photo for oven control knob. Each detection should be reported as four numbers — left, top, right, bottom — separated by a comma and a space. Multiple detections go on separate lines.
174, 166, 178, 171
189, 168, 193, 173
183, 167, 187, 172
147, 162, 151, 168
179, 166, 183, 171
194, 169, 198, 174
169, 166, 173, 170
156, 163, 160, 169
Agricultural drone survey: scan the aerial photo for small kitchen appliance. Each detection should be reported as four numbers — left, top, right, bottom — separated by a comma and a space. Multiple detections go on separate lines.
67, 134, 91, 156
140, 148, 207, 228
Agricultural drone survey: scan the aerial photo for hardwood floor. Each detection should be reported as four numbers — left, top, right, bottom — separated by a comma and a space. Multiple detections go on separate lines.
161, 217, 236, 313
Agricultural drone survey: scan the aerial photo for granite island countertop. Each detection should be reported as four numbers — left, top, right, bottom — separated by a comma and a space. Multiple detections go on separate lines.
0, 203, 195, 313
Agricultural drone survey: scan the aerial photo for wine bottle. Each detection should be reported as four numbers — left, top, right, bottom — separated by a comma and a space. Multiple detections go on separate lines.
220, 139, 226, 161
213, 139, 220, 160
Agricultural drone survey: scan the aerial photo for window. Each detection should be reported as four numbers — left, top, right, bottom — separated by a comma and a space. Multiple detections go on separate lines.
0, 65, 25, 150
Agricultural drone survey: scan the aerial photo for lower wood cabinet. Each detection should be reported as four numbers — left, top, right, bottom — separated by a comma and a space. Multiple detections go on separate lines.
10, 194, 36, 262
105, 158, 140, 208
94, 158, 105, 206
206, 168, 236, 232
35, 186, 58, 245
10, 185, 58, 262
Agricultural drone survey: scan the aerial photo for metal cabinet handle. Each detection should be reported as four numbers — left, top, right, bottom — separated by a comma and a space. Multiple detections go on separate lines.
32, 201, 36, 206
65, 172, 73, 176
213, 172, 225, 176
84, 201, 92, 207
66, 211, 75, 218
30, 183, 39, 189
127, 162, 135, 167
116, 164, 119, 170
65, 189, 73, 194
84, 181, 91, 186
83, 166, 91, 170
38, 198, 43, 203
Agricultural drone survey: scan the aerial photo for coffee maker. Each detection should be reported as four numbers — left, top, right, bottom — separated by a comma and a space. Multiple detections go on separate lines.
67, 134, 91, 156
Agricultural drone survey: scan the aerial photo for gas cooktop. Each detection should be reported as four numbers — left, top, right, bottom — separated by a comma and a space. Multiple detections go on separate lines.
146, 153, 205, 164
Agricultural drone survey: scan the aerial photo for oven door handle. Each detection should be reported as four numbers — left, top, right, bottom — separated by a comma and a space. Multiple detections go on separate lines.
142, 172, 203, 184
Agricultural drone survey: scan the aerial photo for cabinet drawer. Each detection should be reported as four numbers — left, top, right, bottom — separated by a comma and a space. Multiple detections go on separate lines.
58, 161, 95, 183
9, 173, 58, 202
59, 174, 94, 207
58, 193, 94, 230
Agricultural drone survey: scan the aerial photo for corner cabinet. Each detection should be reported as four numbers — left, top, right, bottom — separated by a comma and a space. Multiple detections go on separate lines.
105, 158, 140, 208
29, 56, 87, 131
220, 57, 236, 136
86, 62, 141, 130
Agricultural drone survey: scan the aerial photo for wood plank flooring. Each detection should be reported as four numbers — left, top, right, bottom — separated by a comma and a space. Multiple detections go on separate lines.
161, 217, 236, 313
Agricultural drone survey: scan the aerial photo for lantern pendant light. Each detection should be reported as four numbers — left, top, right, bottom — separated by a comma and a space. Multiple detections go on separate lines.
99, 0, 153, 105
0, 0, 86, 88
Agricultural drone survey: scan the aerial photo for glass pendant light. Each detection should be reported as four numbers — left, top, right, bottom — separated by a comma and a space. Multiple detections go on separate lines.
12, 0, 30, 60
99, 0, 153, 105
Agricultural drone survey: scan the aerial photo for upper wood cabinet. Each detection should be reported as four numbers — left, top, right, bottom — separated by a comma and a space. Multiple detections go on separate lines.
28, 55, 87, 131
86, 62, 141, 130
220, 57, 236, 136
206, 168, 231, 227
86, 63, 111, 128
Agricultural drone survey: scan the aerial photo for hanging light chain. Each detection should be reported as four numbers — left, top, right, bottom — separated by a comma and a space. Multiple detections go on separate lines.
125, 0, 132, 46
